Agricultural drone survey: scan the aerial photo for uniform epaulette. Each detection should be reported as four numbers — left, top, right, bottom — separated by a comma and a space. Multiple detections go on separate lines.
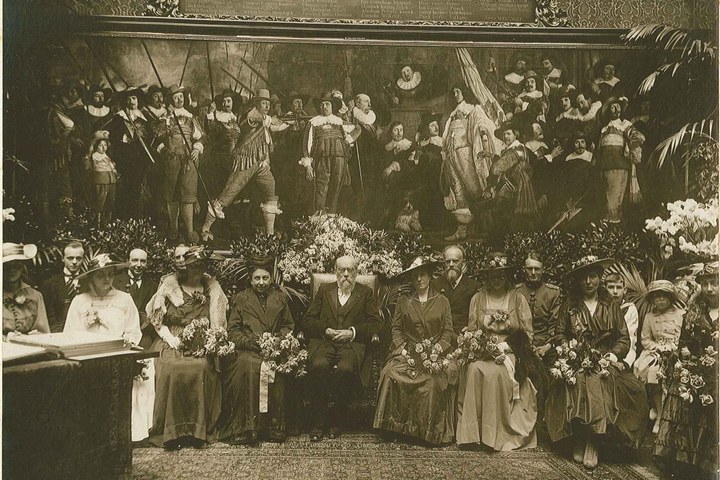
545, 283, 560, 290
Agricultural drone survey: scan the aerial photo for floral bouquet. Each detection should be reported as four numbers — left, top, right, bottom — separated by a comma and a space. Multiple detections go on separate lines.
401, 338, 450, 375
668, 344, 718, 407
549, 336, 611, 385
447, 330, 510, 367
179, 317, 235, 358
257, 332, 308, 377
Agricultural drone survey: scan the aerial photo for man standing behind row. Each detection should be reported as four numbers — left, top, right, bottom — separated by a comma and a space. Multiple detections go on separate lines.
113, 248, 159, 349
430, 245, 480, 337
302, 255, 381, 442
41, 240, 84, 332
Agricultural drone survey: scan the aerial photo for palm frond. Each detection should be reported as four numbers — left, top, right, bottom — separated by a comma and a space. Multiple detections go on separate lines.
653, 119, 715, 168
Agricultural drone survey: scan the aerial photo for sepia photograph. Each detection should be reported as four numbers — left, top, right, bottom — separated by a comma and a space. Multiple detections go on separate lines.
3, 1, 718, 479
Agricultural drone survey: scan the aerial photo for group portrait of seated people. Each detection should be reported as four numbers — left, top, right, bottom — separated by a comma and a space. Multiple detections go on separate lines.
4, 237, 717, 478
35, 48, 664, 245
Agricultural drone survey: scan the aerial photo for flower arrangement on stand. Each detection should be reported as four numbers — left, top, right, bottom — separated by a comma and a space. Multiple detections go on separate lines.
257, 332, 308, 377
401, 339, 449, 376
179, 317, 235, 358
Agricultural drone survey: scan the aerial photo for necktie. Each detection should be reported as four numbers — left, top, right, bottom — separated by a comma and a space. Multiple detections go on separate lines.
66, 276, 77, 298
129, 278, 140, 295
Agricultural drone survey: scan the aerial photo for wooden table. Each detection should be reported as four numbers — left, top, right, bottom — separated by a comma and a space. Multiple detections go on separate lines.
3, 349, 157, 480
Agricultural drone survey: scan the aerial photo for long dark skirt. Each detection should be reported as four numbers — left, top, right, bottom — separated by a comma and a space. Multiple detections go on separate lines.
545, 367, 648, 447
149, 345, 222, 447
373, 355, 455, 445
218, 350, 286, 440
653, 380, 718, 473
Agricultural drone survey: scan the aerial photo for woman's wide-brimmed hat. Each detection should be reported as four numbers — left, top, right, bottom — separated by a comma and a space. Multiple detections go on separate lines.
3, 243, 37, 263
76, 253, 126, 282
643, 279, 680, 302
478, 252, 514, 272
313, 92, 343, 114
182, 246, 224, 267
396, 256, 443, 279
564, 255, 616, 280
697, 261, 719, 281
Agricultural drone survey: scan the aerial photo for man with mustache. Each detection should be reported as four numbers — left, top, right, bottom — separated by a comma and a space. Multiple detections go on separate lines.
301, 255, 381, 442
430, 245, 480, 336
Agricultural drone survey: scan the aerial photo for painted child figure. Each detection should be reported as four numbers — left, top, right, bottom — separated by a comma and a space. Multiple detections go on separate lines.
84, 130, 118, 226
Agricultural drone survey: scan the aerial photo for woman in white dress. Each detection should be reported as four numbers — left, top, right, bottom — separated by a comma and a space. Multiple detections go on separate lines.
64, 253, 153, 442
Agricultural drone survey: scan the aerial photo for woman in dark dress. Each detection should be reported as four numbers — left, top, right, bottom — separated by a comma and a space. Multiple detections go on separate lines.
545, 256, 648, 470
146, 246, 228, 449
373, 257, 456, 445
654, 262, 719, 479
219, 257, 295, 445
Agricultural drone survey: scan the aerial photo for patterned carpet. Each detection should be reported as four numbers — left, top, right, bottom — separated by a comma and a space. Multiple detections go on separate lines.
132, 432, 665, 480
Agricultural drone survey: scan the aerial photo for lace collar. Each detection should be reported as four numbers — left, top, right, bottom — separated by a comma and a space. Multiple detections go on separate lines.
385, 138, 413, 153
352, 107, 376, 126
396, 71, 422, 91
309, 114, 343, 127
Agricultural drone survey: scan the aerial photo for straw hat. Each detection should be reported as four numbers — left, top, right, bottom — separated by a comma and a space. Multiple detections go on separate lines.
182, 246, 224, 267
643, 280, 680, 302
396, 256, 443, 279
478, 252, 514, 272
697, 261, 719, 281
3, 243, 37, 263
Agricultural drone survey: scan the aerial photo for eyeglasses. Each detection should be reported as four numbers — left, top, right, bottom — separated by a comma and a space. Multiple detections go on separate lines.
336, 267, 357, 274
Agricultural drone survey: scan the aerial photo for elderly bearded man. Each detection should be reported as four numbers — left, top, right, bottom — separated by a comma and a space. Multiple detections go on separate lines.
430, 245, 480, 337
301, 255, 381, 441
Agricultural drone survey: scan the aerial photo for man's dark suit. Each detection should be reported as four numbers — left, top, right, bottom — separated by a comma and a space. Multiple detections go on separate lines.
431, 275, 481, 335
113, 270, 159, 349
302, 281, 381, 432
40, 273, 74, 333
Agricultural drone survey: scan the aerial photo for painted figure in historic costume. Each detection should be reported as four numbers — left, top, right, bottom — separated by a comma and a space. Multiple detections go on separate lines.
440, 84, 501, 241
154, 84, 205, 243
299, 93, 357, 215
594, 97, 644, 224
202, 88, 286, 239
110, 86, 151, 219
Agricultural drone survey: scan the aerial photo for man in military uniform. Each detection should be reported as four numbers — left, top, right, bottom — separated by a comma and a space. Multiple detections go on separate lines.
515, 253, 561, 365
430, 245, 480, 337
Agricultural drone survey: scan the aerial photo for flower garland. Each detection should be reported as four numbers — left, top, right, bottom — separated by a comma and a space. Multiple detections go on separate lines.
257, 332, 308, 377
180, 317, 235, 357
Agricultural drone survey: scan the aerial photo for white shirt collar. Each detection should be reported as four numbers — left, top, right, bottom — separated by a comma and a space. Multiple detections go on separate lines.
118, 109, 147, 122
419, 136, 443, 148
87, 105, 110, 117
352, 107, 376, 126
396, 71, 422, 91
310, 114, 343, 127
385, 138, 413, 153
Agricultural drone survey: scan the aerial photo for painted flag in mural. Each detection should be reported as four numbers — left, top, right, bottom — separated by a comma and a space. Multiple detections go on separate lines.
456, 48, 506, 127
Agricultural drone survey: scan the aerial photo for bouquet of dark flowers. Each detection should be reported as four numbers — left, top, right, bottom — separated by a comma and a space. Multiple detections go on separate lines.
180, 317, 235, 358
549, 330, 619, 385
401, 338, 450, 375
447, 329, 511, 367
257, 332, 308, 377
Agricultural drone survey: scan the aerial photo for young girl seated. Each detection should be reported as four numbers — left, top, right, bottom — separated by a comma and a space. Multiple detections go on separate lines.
633, 280, 685, 433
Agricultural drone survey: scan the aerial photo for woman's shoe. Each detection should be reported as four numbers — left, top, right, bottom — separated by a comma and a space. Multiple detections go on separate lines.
309, 430, 323, 442
583, 436, 599, 470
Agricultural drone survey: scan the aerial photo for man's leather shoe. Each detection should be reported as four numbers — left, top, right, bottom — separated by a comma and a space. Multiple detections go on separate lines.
328, 427, 341, 439
309, 430, 323, 442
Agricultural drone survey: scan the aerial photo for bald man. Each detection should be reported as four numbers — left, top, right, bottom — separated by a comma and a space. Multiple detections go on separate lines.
114, 248, 159, 349
301, 255, 381, 441
430, 245, 480, 336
